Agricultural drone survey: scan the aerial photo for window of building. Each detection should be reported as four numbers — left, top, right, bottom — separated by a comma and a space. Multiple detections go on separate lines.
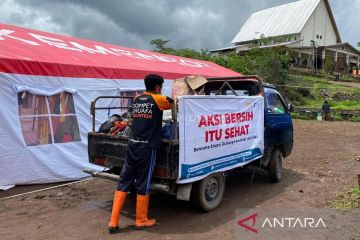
18, 91, 81, 146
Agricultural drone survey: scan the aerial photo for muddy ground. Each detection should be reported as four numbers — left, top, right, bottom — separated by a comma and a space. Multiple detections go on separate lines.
0, 120, 359, 240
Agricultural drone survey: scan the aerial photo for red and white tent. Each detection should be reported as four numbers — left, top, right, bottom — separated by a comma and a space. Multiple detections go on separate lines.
0, 23, 239, 79
0, 23, 240, 188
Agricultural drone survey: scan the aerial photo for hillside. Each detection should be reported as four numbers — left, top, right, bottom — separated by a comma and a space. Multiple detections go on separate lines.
280, 74, 360, 110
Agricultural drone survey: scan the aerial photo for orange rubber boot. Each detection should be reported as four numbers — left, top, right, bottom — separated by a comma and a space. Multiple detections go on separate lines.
108, 191, 127, 233
135, 194, 156, 228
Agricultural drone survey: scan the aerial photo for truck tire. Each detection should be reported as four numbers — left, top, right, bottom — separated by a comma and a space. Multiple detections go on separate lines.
268, 149, 283, 183
191, 173, 225, 212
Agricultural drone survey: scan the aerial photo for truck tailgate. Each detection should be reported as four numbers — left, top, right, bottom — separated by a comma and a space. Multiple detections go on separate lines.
88, 132, 179, 180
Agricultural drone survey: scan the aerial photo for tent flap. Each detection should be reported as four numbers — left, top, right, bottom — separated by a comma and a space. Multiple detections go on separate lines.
13, 85, 78, 95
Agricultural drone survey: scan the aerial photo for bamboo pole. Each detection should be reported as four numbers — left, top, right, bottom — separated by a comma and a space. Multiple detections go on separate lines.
0, 178, 93, 201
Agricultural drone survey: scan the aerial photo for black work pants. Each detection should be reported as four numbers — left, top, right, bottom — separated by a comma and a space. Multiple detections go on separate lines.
117, 141, 156, 195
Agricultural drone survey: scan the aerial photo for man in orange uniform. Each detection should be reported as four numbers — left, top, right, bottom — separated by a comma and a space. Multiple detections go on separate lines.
108, 74, 174, 233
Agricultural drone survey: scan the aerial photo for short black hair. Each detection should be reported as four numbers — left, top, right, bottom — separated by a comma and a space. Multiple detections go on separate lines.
144, 74, 164, 91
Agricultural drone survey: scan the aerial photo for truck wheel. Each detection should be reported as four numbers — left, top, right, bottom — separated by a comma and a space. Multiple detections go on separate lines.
191, 173, 225, 212
268, 149, 283, 183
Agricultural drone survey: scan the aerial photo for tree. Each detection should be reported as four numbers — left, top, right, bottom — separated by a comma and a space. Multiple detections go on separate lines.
149, 38, 291, 85
323, 56, 333, 73
245, 47, 291, 85
150, 39, 173, 53
149, 38, 296, 102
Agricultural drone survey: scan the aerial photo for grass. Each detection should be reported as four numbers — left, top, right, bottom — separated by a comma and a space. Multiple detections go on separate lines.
348, 87, 360, 95
328, 186, 360, 209
331, 100, 360, 111
287, 74, 360, 111
302, 100, 360, 111
290, 71, 360, 83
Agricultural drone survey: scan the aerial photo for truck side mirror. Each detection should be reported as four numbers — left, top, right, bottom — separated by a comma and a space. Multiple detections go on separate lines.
287, 103, 294, 112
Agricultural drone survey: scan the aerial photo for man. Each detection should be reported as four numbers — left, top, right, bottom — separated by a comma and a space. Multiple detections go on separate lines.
322, 100, 331, 121
108, 74, 174, 233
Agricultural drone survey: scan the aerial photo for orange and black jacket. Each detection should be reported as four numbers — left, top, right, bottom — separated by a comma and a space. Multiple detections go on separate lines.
130, 92, 174, 148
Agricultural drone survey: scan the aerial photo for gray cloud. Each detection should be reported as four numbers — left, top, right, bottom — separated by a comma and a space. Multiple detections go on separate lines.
0, 0, 358, 51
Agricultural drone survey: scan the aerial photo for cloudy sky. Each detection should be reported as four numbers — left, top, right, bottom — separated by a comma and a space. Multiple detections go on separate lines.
0, 0, 358, 51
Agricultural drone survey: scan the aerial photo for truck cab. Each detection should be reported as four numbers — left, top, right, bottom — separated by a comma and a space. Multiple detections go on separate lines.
262, 85, 293, 182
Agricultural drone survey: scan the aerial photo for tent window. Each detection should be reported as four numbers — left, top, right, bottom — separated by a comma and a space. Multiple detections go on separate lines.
119, 90, 143, 110
18, 91, 81, 146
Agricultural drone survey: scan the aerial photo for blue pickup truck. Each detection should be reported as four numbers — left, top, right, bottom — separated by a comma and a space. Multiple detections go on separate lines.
85, 75, 293, 212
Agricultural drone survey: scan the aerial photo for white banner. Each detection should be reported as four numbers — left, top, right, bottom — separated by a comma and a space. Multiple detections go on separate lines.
177, 96, 264, 183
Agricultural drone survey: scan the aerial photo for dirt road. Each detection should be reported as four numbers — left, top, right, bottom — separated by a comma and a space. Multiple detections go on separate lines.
0, 120, 359, 240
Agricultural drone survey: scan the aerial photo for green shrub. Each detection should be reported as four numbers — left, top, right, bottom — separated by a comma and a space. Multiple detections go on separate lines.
331, 112, 343, 121
350, 115, 360, 122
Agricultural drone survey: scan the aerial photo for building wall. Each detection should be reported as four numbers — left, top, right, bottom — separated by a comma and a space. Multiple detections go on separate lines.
285, 34, 303, 48
300, 0, 337, 47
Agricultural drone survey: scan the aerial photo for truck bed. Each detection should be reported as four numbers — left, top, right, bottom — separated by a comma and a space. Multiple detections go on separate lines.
88, 132, 179, 180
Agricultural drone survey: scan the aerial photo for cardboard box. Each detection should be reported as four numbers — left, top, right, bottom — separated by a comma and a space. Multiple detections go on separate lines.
172, 77, 193, 99
186, 75, 208, 91
172, 75, 208, 99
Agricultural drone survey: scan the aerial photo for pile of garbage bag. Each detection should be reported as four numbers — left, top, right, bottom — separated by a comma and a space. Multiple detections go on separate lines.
98, 110, 132, 137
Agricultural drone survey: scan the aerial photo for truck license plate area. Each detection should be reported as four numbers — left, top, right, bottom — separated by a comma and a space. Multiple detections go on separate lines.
94, 141, 127, 157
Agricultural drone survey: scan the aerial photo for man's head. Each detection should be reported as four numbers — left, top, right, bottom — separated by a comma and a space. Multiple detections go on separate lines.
144, 74, 164, 94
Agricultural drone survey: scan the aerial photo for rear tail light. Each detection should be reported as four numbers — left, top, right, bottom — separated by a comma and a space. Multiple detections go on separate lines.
154, 166, 169, 178
93, 157, 106, 166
